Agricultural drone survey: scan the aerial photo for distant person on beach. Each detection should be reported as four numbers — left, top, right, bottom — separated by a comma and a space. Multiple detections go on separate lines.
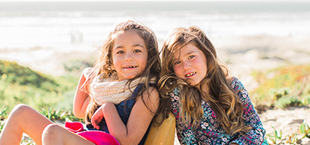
0, 20, 170, 145
158, 26, 267, 144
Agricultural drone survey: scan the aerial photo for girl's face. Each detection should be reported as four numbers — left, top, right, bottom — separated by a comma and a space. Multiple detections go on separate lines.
172, 43, 207, 86
111, 30, 148, 81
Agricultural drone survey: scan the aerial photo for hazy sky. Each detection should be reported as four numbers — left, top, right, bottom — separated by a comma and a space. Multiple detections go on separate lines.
0, 0, 297, 1
0, 0, 308, 3
1, 0, 207, 1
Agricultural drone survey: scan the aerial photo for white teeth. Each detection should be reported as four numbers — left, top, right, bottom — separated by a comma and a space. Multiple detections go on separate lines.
185, 72, 196, 77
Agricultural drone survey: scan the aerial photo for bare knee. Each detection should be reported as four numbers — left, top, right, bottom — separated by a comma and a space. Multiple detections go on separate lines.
11, 104, 32, 113
42, 124, 62, 138
42, 124, 63, 144
9, 104, 33, 119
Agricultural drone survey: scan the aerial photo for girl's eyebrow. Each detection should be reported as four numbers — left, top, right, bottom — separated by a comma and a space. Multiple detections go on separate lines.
172, 50, 196, 62
185, 50, 196, 56
114, 46, 123, 49
133, 43, 145, 48
114, 43, 145, 49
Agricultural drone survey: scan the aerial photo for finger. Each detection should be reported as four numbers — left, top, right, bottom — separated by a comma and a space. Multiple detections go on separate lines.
91, 118, 99, 129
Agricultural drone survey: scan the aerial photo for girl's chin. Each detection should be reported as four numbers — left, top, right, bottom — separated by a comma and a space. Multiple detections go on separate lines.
186, 80, 199, 86
118, 76, 137, 81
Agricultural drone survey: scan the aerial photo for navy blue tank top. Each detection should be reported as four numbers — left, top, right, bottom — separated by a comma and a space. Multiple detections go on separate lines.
86, 83, 152, 145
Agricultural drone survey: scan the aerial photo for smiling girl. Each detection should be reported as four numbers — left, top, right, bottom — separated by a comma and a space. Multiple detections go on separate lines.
158, 26, 267, 145
0, 20, 170, 145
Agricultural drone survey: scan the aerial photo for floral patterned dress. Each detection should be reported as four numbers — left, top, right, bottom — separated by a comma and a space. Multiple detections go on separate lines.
170, 77, 267, 145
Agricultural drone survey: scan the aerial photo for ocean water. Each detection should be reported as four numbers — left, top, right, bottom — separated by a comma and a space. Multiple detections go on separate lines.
0, 1, 310, 51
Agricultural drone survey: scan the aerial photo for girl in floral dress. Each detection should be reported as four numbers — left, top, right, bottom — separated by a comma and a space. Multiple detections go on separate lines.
158, 26, 267, 145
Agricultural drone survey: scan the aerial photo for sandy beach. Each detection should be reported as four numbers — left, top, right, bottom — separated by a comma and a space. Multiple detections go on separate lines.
259, 107, 310, 144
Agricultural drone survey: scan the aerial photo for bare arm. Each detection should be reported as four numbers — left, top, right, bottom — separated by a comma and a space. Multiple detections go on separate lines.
94, 87, 159, 145
73, 72, 91, 119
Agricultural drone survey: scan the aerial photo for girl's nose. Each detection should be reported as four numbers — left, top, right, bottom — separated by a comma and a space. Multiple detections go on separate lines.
183, 61, 191, 71
124, 53, 133, 61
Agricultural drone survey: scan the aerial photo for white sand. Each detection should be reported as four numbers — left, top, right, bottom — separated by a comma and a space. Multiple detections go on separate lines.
259, 107, 310, 144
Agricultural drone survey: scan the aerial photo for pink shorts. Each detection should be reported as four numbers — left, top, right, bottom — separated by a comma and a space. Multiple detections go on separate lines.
65, 122, 120, 145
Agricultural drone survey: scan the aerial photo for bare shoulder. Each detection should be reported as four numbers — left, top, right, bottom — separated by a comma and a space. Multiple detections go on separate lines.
142, 86, 159, 100
139, 86, 159, 111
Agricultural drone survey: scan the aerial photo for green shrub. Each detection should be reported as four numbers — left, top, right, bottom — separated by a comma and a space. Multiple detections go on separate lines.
0, 60, 59, 92
274, 96, 301, 108
270, 88, 290, 100
301, 95, 310, 105
251, 64, 310, 108
0, 60, 79, 111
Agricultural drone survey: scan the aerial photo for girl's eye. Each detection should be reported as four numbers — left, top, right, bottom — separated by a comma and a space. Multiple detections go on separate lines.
116, 50, 124, 54
189, 55, 195, 59
173, 61, 181, 65
133, 49, 142, 53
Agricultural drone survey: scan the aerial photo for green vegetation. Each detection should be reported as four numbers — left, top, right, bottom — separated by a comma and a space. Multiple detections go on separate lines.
0, 106, 7, 133
266, 122, 310, 144
0, 60, 79, 111
250, 64, 310, 144
39, 106, 82, 122
251, 64, 310, 108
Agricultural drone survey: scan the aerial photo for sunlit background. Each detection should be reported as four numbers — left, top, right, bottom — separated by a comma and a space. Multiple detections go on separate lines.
1, 1, 310, 78
1, 1, 310, 144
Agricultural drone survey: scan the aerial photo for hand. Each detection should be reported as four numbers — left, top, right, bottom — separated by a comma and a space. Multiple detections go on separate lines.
91, 102, 114, 130
91, 105, 105, 129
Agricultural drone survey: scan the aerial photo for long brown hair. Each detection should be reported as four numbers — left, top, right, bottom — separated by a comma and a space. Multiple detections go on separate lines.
158, 26, 251, 135
84, 20, 169, 126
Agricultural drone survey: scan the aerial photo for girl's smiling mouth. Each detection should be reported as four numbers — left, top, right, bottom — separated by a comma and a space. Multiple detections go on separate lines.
123, 65, 138, 69
185, 72, 196, 77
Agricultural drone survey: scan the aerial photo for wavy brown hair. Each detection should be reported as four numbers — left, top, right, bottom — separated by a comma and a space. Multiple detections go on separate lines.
158, 26, 251, 135
84, 20, 170, 126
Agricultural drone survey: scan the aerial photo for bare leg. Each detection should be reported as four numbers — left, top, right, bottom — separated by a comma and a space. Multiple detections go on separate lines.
42, 124, 94, 145
0, 104, 53, 145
